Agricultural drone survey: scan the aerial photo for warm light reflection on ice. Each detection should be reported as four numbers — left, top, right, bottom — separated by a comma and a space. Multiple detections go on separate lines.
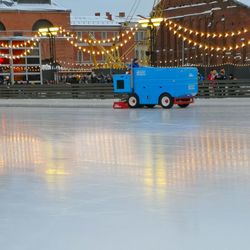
0, 110, 250, 194
0, 101, 250, 250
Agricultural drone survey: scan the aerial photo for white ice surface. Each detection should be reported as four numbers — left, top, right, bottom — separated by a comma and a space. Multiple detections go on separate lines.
0, 99, 250, 250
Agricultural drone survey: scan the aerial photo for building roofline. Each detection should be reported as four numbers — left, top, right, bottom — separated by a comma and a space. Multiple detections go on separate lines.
232, 0, 249, 8
0, 0, 70, 12
0, 9, 71, 12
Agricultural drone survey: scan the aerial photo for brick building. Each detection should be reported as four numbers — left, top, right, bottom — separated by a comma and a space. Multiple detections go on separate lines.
68, 12, 146, 68
0, 0, 74, 82
156, 0, 250, 66
0, 0, 73, 62
0, 0, 146, 75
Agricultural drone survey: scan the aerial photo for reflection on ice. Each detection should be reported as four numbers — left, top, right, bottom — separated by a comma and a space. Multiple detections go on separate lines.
0, 101, 250, 250
0, 107, 250, 192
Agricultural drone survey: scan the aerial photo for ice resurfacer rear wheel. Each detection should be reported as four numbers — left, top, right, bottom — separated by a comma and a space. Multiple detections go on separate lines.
159, 93, 174, 109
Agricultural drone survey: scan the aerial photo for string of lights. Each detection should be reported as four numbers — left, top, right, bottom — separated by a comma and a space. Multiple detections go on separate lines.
58, 60, 107, 68
164, 19, 248, 39
159, 57, 247, 64
58, 60, 126, 69
13, 67, 41, 72
1, 40, 34, 49
0, 49, 32, 60
166, 26, 249, 51
155, 48, 250, 59
59, 25, 138, 44
0, 36, 40, 49
155, 62, 250, 68
0, 39, 40, 60
156, 51, 250, 64
57, 27, 136, 56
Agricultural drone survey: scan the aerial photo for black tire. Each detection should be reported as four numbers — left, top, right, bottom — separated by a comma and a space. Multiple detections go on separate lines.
145, 104, 155, 108
178, 103, 190, 108
128, 94, 140, 108
159, 93, 174, 109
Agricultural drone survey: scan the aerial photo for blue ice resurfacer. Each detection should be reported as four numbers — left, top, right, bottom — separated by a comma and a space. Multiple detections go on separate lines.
113, 67, 198, 109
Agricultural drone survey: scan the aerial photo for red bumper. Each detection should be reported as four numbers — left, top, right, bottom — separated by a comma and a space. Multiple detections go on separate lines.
174, 97, 194, 105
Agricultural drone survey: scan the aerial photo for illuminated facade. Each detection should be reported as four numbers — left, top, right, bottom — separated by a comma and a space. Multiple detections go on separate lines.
0, 37, 42, 83
0, 0, 73, 64
156, 0, 250, 66
0, 1, 147, 74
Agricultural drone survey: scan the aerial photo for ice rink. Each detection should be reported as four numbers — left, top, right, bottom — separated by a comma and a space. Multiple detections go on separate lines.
0, 99, 250, 250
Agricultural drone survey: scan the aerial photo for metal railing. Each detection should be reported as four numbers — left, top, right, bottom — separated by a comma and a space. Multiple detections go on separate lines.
198, 80, 250, 98
0, 84, 116, 99
0, 80, 250, 99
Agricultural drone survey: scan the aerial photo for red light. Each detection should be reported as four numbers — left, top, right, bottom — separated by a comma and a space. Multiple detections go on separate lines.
0, 58, 3, 64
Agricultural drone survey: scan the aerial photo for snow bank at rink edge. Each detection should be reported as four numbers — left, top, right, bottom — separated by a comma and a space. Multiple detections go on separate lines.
0, 98, 249, 108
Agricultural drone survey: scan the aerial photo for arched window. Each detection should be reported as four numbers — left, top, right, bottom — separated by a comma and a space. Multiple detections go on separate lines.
32, 19, 53, 31
0, 22, 6, 31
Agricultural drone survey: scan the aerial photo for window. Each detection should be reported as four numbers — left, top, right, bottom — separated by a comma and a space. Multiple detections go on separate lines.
135, 32, 139, 42
101, 54, 105, 62
27, 58, 40, 64
101, 32, 108, 40
77, 31, 82, 39
89, 32, 95, 39
113, 32, 119, 38
140, 31, 145, 41
0, 22, 6, 31
117, 80, 124, 89
135, 31, 145, 41
14, 32, 23, 36
77, 51, 83, 63
32, 19, 53, 31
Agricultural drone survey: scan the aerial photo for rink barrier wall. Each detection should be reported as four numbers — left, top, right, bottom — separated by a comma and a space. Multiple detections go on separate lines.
197, 80, 250, 98
0, 80, 250, 99
0, 84, 117, 99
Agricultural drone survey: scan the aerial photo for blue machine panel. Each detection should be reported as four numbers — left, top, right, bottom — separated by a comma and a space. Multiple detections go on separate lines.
113, 74, 132, 94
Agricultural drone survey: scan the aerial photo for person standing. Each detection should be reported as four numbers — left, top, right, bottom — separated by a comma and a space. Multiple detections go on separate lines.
132, 58, 140, 68
217, 69, 227, 80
